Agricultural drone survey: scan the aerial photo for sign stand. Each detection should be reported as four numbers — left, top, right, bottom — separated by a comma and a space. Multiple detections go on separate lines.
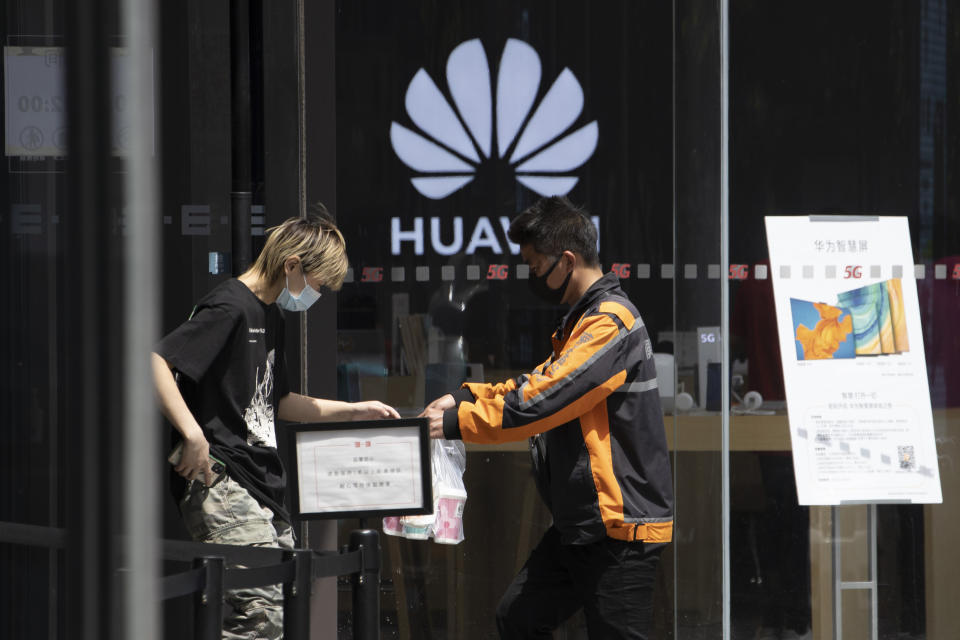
832, 504, 879, 640
765, 215, 943, 639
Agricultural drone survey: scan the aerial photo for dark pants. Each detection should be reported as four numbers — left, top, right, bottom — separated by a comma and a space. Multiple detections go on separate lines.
496, 526, 663, 640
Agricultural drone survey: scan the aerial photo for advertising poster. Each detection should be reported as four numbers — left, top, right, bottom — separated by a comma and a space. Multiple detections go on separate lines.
765, 216, 942, 505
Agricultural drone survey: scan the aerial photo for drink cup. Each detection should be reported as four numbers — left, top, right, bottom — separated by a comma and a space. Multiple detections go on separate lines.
433, 491, 466, 544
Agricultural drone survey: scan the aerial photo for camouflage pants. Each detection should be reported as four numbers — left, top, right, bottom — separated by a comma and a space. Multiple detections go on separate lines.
180, 475, 295, 640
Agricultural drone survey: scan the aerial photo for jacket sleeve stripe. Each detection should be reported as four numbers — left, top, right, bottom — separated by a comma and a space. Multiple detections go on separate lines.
457, 371, 626, 444
516, 318, 640, 413
613, 379, 658, 393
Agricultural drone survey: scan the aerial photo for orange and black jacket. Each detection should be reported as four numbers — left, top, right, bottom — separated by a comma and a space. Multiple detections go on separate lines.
442, 272, 674, 545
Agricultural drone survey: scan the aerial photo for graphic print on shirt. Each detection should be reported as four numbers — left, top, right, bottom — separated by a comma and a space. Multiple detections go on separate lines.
244, 348, 276, 448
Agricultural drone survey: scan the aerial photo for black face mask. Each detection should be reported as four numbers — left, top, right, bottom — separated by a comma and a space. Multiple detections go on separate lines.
528, 256, 571, 305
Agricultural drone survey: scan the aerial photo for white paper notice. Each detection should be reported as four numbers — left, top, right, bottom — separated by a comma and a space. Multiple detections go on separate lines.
4, 46, 155, 157
295, 426, 425, 514
765, 216, 942, 505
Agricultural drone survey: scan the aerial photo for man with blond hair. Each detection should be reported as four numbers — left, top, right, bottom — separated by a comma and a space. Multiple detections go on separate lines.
153, 207, 398, 639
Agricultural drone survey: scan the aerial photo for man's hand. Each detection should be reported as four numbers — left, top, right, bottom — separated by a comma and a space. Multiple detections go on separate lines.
420, 394, 455, 438
351, 400, 401, 420
423, 393, 455, 414
176, 432, 215, 487
422, 406, 446, 438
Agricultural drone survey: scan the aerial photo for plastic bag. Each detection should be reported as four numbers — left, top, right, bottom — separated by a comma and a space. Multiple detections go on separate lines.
431, 438, 467, 544
383, 439, 467, 544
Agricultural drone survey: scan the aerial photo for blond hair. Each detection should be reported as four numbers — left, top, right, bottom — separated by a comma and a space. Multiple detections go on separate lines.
250, 209, 348, 291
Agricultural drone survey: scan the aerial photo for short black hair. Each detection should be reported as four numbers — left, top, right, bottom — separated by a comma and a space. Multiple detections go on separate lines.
507, 196, 599, 266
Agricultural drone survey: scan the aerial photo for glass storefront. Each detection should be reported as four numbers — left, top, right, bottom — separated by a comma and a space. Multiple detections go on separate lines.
331, 1, 683, 636
1, 1, 958, 638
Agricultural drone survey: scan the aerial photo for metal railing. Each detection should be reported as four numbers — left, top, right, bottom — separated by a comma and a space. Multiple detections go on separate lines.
0, 521, 381, 640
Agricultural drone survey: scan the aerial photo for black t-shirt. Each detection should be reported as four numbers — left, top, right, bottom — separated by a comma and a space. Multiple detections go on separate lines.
156, 278, 292, 522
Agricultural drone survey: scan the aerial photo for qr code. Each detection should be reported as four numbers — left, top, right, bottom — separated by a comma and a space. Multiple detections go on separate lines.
898, 446, 916, 470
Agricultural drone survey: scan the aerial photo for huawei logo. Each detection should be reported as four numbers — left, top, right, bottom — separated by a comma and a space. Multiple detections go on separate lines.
390, 38, 599, 200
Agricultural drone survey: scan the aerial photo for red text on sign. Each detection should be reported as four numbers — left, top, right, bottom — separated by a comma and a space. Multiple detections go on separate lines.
729, 264, 749, 280
361, 267, 383, 282
844, 265, 863, 279
487, 265, 508, 280
611, 263, 631, 278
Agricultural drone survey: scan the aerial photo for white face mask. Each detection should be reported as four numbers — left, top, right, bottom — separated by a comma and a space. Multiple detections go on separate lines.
275, 271, 321, 312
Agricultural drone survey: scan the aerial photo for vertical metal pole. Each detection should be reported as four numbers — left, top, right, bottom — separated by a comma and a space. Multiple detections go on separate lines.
670, 2, 679, 635
121, 1, 160, 640
296, 0, 308, 220
283, 549, 313, 639
64, 0, 115, 637
833, 506, 842, 639
296, 0, 311, 551
230, 0, 253, 275
194, 556, 224, 640
869, 505, 878, 640
719, 0, 731, 637
350, 529, 381, 640
46, 8, 62, 631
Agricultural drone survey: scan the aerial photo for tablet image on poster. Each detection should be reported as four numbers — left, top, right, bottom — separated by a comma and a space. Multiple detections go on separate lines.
765, 216, 942, 505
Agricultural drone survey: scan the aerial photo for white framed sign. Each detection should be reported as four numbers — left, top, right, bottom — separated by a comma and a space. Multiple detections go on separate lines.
287, 418, 432, 519
765, 215, 942, 505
